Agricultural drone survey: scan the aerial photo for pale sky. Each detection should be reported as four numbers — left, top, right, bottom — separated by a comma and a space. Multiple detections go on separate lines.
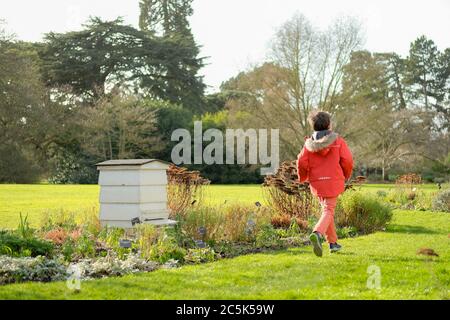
1, 0, 449, 92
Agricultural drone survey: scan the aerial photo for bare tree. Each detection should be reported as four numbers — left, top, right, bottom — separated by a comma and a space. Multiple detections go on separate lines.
270, 14, 363, 124
80, 92, 161, 160
225, 13, 364, 159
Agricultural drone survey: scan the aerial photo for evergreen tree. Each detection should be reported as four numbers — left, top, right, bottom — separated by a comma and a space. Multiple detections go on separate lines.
405, 36, 450, 129
139, 0, 193, 37
139, 0, 206, 112
39, 17, 204, 108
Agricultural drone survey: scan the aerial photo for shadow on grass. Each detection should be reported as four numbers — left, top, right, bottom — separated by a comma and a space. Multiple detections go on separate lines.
387, 224, 438, 235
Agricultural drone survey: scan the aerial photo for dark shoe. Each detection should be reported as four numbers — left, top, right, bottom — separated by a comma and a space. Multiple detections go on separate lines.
330, 243, 342, 253
309, 232, 323, 257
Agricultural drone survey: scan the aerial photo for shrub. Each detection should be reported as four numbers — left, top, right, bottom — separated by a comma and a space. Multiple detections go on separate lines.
376, 190, 387, 198
255, 225, 283, 248
385, 187, 434, 211
179, 206, 224, 243
43, 228, 82, 245
335, 191, 393, 234
432, 189, 450, 212
414, 191, 436, 211
0, 231, 54, 257
270, 214, 292, 229
78, 207, 102, 236
221, 204, 272, 243
184, 248, 218, 264
136, 224, 163, 259
271, 214, 308, 230
0, 256, 67, 285
98, 227, 125, 249
336, 226, 358, 239
143, 235, 186, 264
385, 187, 409, 207
180, 204, 273, 244
167, 165, 210, 218
263, 161, 319, 227
40, 210, 78, 232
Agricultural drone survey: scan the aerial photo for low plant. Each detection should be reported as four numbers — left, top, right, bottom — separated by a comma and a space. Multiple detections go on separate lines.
376, 190, 387, 198
385, 187, 410, 207
71, 253, 158, 280
0, 255, 67, 285
0, 230, 54, 257
136, 224, 163, 259
432, 189, 450, 212
184, 248, 218, 264
275, 220, 306, 238
180, 206, 224, 243
98, 227, 125, 249
271, 214, 309, 230
17, 213, 34, 239
78, 207, 102, 236
386, 187, 434, 211
40, 210, 78, 232
414, 191, 436, 211
75, 234, 96, 259
144, 234, 187, 264
336, 226, 358, 239
335, 190, 393, 234
255, 225, 283, 248
221, 204, 272, 243
43, 228, 82, 245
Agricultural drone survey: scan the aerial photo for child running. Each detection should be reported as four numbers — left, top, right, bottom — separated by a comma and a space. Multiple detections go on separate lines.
297, 111, 353, 257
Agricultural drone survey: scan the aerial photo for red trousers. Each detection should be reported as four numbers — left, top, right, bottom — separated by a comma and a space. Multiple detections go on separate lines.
313, 197, 338, 244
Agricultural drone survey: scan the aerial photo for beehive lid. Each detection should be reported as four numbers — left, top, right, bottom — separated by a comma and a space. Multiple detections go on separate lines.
96, 159, 171, 170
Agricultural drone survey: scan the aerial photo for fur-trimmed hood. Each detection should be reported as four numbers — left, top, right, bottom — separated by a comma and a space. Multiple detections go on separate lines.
304, 132, 339, 155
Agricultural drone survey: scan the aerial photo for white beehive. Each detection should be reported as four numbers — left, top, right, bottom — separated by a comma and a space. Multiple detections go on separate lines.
96, 159, 176, 228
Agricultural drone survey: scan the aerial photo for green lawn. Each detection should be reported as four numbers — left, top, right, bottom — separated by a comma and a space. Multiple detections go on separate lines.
0, 183, 440, 229
0, 184, 100, 229
0, 210, 448, 299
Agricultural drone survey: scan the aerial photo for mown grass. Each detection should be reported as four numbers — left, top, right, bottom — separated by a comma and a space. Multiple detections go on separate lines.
0, 184, 99, 229
0, 210, 448, 300
0, 183, 441, 229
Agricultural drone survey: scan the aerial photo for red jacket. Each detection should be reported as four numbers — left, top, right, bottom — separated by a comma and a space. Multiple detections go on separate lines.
297, 132, 353, 198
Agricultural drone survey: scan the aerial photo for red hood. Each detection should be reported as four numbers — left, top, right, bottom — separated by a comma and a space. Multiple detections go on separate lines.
304, 132, 338, 156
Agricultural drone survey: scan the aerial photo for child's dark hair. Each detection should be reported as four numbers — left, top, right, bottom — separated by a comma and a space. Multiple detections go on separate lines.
308, 111, 331, 131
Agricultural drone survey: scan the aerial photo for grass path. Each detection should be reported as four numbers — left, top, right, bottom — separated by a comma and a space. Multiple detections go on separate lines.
0, 210, 448, 300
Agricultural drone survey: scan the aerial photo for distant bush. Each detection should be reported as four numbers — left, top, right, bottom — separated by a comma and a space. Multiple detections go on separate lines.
336, 191, 393, 234
385, 187, 435, 211
0, 143, 43, 183
432, 189, 450, 212
366, 173, 384, 182
376, 190, 387, 198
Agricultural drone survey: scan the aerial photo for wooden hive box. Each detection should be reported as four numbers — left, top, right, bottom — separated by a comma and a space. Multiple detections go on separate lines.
96, 159, 176, 228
